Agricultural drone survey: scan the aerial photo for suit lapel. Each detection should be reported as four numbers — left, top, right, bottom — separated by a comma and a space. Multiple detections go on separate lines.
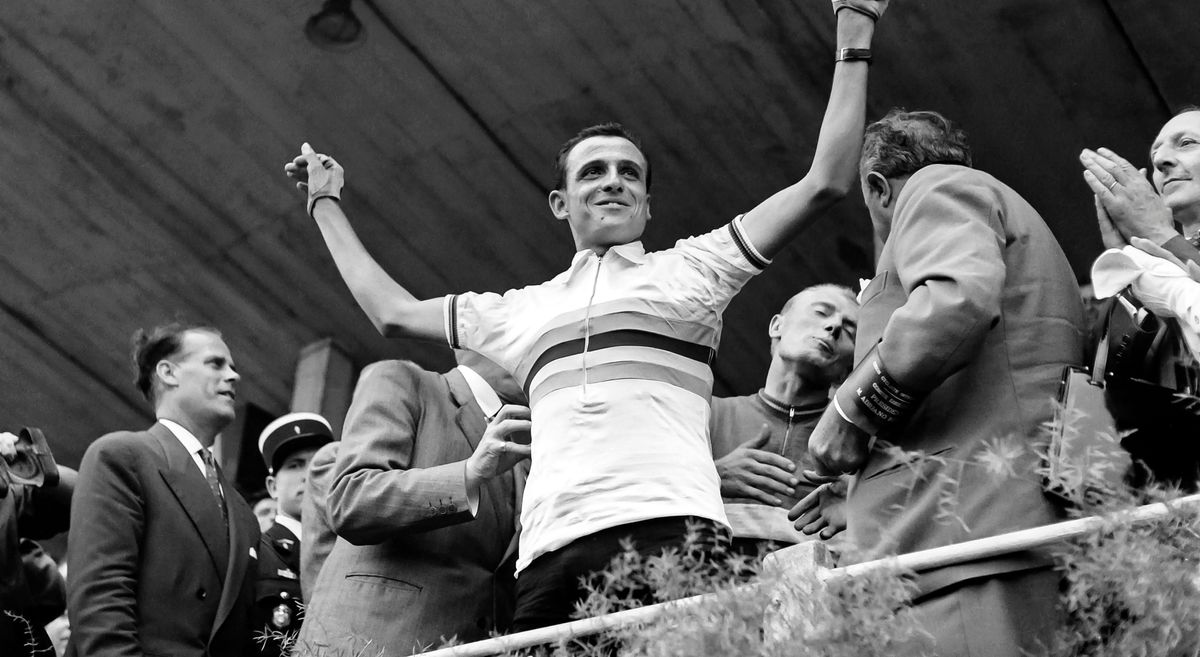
211, 463, 253, 643
448, 369, 515, 554
151, 424, 229, 578
447, 369, 486, 453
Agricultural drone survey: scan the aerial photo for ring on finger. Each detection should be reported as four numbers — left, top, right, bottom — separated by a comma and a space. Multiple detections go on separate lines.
1108, 180, 1119, 192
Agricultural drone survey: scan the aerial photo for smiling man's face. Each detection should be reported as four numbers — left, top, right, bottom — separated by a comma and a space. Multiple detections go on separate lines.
1151, 110, 1200, 218
549, 136, 651, 253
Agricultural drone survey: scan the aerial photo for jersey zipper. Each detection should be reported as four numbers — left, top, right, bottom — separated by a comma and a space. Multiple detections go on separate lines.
781, 407, 796, 457
580, 252, 604, 394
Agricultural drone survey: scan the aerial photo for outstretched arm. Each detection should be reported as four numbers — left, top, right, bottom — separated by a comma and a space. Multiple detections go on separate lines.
739, 1, 884, 259
285, 144, 445, 340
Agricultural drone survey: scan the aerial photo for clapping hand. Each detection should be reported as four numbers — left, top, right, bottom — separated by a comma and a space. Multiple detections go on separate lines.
1081, 148, 1176, 246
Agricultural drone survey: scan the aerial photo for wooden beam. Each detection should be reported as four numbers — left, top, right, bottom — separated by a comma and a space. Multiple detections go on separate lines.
290, 338, 355, 438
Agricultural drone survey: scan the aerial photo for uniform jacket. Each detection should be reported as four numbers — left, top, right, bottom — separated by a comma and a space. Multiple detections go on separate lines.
66, 423, 259, 657
296, 361, 523, 655
253, 521, 303, 656
847, 165, 1085, 596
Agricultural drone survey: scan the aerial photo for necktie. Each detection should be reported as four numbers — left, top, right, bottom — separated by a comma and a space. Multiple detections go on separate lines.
199, 448, 228, 525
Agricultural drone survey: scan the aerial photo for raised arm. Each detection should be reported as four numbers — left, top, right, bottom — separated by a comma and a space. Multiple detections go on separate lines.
285, 144, 445, 340
738, 0, 885, 259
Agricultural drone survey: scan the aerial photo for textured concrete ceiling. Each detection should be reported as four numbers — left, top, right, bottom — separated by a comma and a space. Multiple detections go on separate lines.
0, 0, 1195, 470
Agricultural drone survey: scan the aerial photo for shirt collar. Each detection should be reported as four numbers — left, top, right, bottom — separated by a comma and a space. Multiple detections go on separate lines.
569, 241, 649, 268
274, 513, 302, 540
609, 241, 648, 264
158, 418, 206, 456
456, 365, 503, 418
755, 389, 827, 419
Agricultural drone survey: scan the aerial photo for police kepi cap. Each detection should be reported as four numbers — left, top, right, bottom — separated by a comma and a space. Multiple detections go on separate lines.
258, 412, 334, 473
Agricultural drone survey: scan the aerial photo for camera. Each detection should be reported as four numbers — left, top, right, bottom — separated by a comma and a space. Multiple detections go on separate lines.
0, 428, 60, 497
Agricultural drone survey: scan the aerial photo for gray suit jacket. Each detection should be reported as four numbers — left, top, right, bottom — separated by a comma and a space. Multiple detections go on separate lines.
299, 440, 339, 599
847, 165, 1085, 596
296, 361, 522, 655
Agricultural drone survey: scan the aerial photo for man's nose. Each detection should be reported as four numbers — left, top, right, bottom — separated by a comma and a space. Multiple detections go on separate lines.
226, 368, 241, 383
826, 321, 842, 340
1154, 149, 1176, 174
601, 167, 624, 190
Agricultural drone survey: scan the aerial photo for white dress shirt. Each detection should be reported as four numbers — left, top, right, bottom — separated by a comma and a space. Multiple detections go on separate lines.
158, 418, 217, 486
273, 513, 302, 541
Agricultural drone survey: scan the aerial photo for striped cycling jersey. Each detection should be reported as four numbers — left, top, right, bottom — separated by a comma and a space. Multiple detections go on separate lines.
445, 216, 768, 573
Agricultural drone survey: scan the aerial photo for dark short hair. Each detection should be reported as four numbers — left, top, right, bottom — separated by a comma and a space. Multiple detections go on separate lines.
860, 109, 973, 180
131, 322, 221, 402
552, 122, 652, 191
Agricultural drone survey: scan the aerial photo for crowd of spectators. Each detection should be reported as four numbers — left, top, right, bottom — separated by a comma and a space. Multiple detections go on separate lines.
5, 0, 1200, 655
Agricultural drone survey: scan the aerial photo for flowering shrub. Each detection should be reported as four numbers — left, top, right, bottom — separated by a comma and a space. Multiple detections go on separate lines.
499, 406, 1200, 657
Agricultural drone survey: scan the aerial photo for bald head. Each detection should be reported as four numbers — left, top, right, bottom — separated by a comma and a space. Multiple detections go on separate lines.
769, 285, 859, 386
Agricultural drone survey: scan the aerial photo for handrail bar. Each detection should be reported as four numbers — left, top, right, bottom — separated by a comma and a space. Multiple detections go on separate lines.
418, 493, 1200, 657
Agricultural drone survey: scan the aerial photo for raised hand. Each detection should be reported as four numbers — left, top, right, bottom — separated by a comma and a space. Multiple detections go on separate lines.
465, 405, 533, 488
1080, 148, 1176, 246
0, 431, 16, 463
832, 0, 888, 21
284, 142, 345, 216
714, 424, 798, 507
788, 476, 849, 540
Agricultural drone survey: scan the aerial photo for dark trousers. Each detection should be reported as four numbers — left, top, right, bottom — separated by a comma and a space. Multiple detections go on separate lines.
511, 515, 726, 632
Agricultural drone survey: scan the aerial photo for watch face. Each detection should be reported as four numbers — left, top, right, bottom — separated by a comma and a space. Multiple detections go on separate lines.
271, 603, 293, 629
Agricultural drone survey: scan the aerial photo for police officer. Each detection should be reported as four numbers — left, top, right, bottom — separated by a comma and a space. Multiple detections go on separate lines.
254, 412, 333, 654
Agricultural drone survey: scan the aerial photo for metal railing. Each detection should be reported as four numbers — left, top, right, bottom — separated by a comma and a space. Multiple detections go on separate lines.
419, 493, 1200, 657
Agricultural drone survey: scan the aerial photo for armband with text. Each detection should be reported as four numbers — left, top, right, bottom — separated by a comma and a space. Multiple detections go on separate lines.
833, 343, 924, 435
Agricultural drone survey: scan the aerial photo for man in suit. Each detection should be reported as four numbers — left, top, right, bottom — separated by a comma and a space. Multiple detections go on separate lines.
807, 110, 1085, 656
67, 323, 260, 657
253, 413, 333, 656
296, 351, 529, 655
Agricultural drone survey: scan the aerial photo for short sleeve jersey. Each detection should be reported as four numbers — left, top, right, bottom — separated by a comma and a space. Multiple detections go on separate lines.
446, 217, 769, 573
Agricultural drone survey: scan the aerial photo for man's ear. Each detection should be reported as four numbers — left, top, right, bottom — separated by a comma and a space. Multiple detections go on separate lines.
645, 194, 652, 222
265, 475, 278, 500
155, 360, 178, 388
865, 172, 892, 208
548, 189, 569, 222
767, 313, 784, 339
